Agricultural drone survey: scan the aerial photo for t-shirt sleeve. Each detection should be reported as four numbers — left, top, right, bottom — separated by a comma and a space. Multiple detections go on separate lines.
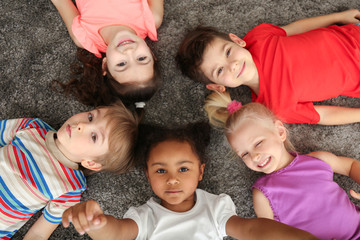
123, 205, 145, 240
0, 118, 53, 147
212, 193, 237, 237
42, 188, 86, 223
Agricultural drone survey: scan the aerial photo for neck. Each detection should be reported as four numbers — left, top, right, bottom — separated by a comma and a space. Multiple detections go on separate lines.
278, 151, 295, 171
99, 25, 136, 45
244, 71, 259, 95
161, 195, 196, 213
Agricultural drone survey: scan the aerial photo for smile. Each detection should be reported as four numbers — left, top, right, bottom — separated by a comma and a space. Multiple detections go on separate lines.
257, 157, 271, 168
237, 62, 246, 78
117, 39, 135, 47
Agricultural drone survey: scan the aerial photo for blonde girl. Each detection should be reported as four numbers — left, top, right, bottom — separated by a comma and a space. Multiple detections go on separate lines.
204, 91, 360, 239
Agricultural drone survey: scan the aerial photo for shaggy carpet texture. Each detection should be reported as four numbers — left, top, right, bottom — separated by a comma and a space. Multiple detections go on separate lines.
1, 0, 359, 239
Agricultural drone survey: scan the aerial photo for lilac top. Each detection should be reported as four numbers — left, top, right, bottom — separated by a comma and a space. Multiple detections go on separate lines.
252, 154, 360, 239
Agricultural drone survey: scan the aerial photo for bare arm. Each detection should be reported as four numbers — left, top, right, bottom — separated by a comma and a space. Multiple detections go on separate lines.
252, 188, 274, 219
23, 215, 59, 240
281, 9, 360, 36
51, 0, 83, 47
148, 0, 164, 29
314, 105, 360, 125
307, 151, 360, 200
62, 200, 138, 240
226, 216, 319, 240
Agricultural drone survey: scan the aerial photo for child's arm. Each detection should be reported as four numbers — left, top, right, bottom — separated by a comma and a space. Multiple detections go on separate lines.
148, 0, 164, 29
51, 0, 83, 47
62, 200, 138, 240
307, 151, 360, 199
23, 215, 59, 240
252, 188, 274, 219
226, 216, 319, 239
314, 105, 360, 125
281, 9, 360, 36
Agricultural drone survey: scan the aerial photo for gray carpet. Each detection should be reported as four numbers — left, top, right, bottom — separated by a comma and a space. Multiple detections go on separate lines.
1, 0, 359, 239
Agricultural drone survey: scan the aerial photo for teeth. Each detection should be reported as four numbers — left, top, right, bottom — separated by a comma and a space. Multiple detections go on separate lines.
259, 157, 270, 167
118, 40, 134, 47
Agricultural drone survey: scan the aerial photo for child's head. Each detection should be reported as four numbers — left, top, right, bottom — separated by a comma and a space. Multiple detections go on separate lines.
205, 91, 295, 174
56, 101, 138, 174
176, 26, 257, 91
138, 122, 210, 212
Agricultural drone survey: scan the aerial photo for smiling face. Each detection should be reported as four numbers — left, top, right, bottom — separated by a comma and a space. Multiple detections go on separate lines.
56, 108, 110, 166
104, 31, 154, 85
200, 34, 258, 89
227, 120, 291, 174
146, 140, 205, 212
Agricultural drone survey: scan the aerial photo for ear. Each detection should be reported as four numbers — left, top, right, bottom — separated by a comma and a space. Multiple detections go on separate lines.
198, 163, 205, 181
206, 84, 226, 92
102, 57, 107, 76
81, 160, 102, 171
228, 33, 246, 47
274, 120, 287, 142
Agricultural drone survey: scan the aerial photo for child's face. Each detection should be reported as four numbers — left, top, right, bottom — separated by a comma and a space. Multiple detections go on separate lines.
146, 140, 205, 212
104, 31, 154, 85
199, 34, 258, 90
228, 120, 287, 174
56, 108, 110, 166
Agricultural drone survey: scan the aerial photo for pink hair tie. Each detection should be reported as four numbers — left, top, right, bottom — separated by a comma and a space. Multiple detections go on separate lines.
227, 100, 242, 115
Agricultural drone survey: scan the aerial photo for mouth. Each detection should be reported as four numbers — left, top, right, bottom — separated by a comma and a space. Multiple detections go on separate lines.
257, 157, 271, 168
165, 190, 182, 194
66, 124, 71, 138
237, 62, 246, 78
117, 39, 135, 47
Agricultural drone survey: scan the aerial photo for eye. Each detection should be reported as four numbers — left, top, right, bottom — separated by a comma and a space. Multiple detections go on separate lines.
88, 113, 93, 122
156, 169, 166, 174
91, 132, 97, 143
179, 167, 188, 172
217, 67, 223, 76
117, 61, 126, 67
226, 48, 231, 57
255, 141, 262, 147
241, 152, 248, 159
138, 56, 147, 61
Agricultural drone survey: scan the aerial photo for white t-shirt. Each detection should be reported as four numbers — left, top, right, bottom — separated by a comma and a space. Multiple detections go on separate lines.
124, 189, 236, 240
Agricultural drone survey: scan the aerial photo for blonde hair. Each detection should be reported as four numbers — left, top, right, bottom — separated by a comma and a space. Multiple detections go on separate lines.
95, 101, 139, 174
204, 91, 295, 153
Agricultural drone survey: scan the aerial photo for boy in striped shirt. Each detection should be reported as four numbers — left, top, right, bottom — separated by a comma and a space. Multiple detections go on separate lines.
0, 101, 138, 239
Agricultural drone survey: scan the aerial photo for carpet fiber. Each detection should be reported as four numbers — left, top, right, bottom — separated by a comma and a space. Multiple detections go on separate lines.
1, 0, 359, 239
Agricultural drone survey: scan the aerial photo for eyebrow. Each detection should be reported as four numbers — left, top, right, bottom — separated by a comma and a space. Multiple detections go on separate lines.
150, 160, 195, 167
95, 109, 106, 145
115, 58, 152, 72
210, 42, 227, 79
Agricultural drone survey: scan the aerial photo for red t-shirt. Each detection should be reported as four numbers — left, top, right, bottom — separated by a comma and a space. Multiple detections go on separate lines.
243, 23, 360, 124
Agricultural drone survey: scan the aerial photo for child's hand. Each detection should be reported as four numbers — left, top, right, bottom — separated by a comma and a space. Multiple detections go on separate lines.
350, 189, 360, 200
336, 9, 360, 25
62, 200, 107, 235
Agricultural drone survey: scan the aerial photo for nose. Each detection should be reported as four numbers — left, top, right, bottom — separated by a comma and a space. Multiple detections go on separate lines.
74, 122, 86, 132
250, 152, 261, 162
167, 175, 179, 185
230, 61, 238, 73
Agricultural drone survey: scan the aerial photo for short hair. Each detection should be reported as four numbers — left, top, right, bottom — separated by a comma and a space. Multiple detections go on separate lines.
204, 91, 295, 153
136, 122, 211, 168
176, 26, 231, 84
94, 101, 139, 174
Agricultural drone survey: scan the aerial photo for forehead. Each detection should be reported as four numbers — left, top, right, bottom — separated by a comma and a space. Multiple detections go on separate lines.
148, 140, 199, 163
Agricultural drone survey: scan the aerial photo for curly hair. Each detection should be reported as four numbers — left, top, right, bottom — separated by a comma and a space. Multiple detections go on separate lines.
53, 48, 161, 107
135, 122, 211, 168
176, 26, 231, 84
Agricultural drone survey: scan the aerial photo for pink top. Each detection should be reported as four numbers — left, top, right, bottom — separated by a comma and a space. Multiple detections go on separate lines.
72, 0, 158, 57
252, 154, 360, 239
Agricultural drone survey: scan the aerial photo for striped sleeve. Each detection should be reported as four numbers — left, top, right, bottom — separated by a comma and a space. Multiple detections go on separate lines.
0, 118, 54, 147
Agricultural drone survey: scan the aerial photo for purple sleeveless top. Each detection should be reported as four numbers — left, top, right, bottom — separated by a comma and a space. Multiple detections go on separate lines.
252, 154, 360, 239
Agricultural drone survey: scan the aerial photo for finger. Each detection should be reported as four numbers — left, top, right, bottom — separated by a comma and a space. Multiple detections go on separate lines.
91, 214, 108, 230
86, 200, 103, 221
350, 189, 360, 200
62, 209, 72, 228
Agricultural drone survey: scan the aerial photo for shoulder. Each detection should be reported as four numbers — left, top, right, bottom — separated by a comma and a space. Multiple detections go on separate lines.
245, 23, 286, 40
